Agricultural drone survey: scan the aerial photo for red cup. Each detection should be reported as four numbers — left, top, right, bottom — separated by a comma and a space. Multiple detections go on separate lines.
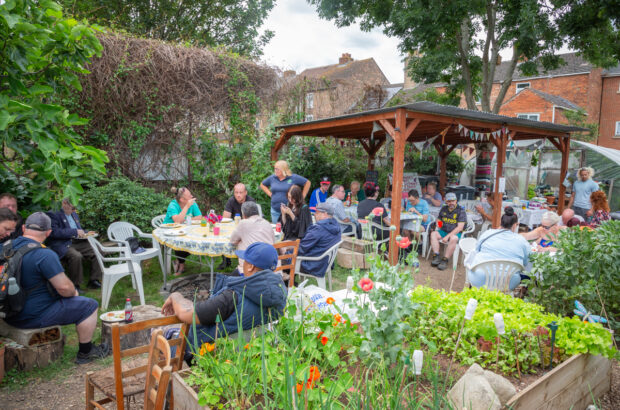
213, 226, 220, 236
275, 222, 281, 233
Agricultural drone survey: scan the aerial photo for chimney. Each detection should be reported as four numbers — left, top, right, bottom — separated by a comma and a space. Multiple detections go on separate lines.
496, 54, 502, 65
283, 70, 296, 79
339, 53, 353, 65
404, 50, 422, 90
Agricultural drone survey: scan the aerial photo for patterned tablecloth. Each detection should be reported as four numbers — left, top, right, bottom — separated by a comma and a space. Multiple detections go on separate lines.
344, 205, 422, 231
428, 201, 546, 228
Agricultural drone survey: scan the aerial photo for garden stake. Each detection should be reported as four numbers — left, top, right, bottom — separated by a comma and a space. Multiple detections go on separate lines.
595, 284, 618, 350
547, 321, 559, 369
448, 265, 456, 292
494, 313, 505, 372
536, 332, 544, 368
446, 300, 476, 386
511, 329, 522, 379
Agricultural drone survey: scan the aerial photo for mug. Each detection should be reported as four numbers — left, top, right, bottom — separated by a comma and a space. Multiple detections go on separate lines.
213, 226, 220, 236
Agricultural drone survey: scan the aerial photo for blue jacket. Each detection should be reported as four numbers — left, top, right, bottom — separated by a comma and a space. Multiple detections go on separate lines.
46, 211, 83, 259
299, 217, 341, 277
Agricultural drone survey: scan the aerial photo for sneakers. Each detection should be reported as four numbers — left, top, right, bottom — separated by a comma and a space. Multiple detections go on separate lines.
431, 254, 442, 267
437, 257, 449, 271
75, 342, 110, 364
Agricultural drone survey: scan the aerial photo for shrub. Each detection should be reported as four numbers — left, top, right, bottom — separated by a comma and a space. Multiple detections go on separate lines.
79, 178, 169, 236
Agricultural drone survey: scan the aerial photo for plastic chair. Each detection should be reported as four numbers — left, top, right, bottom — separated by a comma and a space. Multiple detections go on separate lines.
151, 215, 172, 275
151, 214, 165, 228
294, 240, 342, 291
107, 222, 165, 276
466, 259, 525, 294
455, 237, 478, 289
362, 220, 390, 253
335, 216, 357, 237
477, 220, 491, 239
87, 236, 144, 309
420, 214, 436, 257
255, 203, 263, 219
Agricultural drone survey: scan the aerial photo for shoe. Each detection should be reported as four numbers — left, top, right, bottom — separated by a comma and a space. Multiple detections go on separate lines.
75, 342, 110, 364
437, 257, 449, 271
76, 286, 85, 295
431, 254, 442, 267
88, 280, 102, 289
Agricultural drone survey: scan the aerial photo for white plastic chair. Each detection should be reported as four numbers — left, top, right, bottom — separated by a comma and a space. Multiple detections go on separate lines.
335, 216, 357, 237
477, 220, 491, 239
294, 240, 342, 291
151, 215, 172, 275
362, 221, 390, 253
466, 259, 525, 294
255, 203, 263, 219
87, 236, 145, 309
455, 237, 478, 289
107, 222, 165, 275
151, 215, 165, 228
420, 214, 436, 257
426, 215, 475, 270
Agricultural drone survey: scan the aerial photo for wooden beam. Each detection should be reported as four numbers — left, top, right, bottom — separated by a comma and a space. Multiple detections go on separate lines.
492, 132, 509, 228
276, 111, 397, 134
378, 119, 396, 138
271, 130, 290, 161
548, 137, 563, 152
558, 135, 570, 214
405, 118, 422, 138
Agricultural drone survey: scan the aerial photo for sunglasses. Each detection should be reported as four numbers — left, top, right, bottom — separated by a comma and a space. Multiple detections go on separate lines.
541, 224, 552, 230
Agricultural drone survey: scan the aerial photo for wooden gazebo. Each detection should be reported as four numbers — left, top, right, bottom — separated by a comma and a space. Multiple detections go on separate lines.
273, 102, 583, 264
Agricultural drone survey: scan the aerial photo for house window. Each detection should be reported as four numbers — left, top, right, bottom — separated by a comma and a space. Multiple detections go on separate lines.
306, 93, 314, 109
615, 121, 620, 136
305, 114, 314, 122
515, 82, 530, 93
517, 113, 539, 121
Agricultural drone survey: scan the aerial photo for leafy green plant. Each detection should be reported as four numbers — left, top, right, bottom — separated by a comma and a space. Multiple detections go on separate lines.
78, 178, 169, 235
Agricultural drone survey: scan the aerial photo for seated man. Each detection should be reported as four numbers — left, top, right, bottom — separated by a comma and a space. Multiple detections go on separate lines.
0, 193, 22, 240
403, 190, 430, 243
474, 192, 497, 222
0, 208, 19, 241
558, 208, 584, 226
229, 201, 275, 275
422, 182, 443, 207
357, 182, 390, 241
298, 202, 342, 277
345, 180, 365, 204
308, 177, 331, 212
1, 213, 108, 364
430, 192, 466, 270
219, 183, 256, 269
46, 198, 101, 290
161, 242, 287, 364
326, 185, 361, 239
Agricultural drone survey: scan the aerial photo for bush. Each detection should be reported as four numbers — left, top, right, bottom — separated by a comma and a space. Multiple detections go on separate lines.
528, 221, 620, 342
79, 178, 169, 236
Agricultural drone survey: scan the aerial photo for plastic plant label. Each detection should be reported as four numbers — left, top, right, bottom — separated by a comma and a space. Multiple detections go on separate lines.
346, 276, 354, 292
413, 350, 423, 375
494, 313, 505, 335
464, 298, 478, 320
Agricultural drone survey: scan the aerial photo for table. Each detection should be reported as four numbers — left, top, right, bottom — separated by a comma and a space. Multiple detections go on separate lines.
429, 202, 546, 229
429, 206, 483, 225
344, 205, 423, 232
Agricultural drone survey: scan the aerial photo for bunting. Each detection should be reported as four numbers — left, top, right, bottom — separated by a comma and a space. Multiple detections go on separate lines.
457, 123, 509, 142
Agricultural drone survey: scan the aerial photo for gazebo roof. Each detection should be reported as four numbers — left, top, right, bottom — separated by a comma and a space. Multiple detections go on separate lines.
276, 101, 585, 144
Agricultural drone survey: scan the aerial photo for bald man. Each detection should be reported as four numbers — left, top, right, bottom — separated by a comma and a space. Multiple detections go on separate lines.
220, 183, 256, 269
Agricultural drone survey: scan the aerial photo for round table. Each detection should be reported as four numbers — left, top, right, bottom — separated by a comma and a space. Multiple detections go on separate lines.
344, 205, 423, 232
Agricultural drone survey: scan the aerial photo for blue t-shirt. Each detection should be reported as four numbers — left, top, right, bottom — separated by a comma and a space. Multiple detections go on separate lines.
472, 229, 530, 267
572, 179, 599, 209
164, 199, 202, 224
1, 237, 64, 326
261, 174, 308, 211
308, 188, 328, 212
406, 198, 430, 226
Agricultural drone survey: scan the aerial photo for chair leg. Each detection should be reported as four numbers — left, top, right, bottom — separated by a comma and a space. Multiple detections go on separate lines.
134, 268, 145, 306
101, 275, 111, 310
85, 371, 95, 410
453, 247, 460, 271
316, 276, 326, 289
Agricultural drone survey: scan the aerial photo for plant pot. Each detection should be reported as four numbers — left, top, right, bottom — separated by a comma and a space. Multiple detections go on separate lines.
545, 196, 555, 205
172, 368, 208, 410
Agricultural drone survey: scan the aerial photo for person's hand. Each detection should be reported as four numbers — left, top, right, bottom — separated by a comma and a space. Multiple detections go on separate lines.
77, 229, 85, 237
586, 209, 593, 216
161, 294, 175, 316
475, 204, 484, 214
186, 197, 196, 208
88, 231, 96, 235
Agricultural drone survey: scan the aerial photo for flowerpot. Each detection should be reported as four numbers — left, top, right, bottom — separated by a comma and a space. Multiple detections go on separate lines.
172, 368, 208, 410
545, 196, 555, 205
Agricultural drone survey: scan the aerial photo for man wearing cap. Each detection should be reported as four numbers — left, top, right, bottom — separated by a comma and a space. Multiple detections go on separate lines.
47, 198, 101, 290
326, 185, 362, 238
430, 193, 467, 270
161, 242, 287, 363
0, 213, 108, 364
308, 177, 331, 213
297, 202, 342, 278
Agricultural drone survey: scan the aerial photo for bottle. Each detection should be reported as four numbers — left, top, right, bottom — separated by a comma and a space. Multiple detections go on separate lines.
200, 216, 206, 227
346, 192, 351, 206
7, 277, 19, 296
185, 215, 191, 226
7, 277, 24, 312
124, 298, 133, 323
234, 213, 241, 225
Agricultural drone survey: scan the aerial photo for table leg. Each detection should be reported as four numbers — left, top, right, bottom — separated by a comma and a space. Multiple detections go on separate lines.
209, 257, 214, 289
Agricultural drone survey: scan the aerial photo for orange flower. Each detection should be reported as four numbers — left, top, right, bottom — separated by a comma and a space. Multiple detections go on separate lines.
199, 342, 215, 355
205, 342, 215, 353
308, 366, 321, 381
326, 297, 335, 305
244, 343, 250, 350
306, 380, 314, 389
334, 313, 342, 322
296, 383, 303, 394
321, 336, 328, 346
317, 331, 324, 339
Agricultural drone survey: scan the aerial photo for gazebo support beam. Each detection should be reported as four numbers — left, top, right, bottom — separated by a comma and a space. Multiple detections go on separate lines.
271, 130, 291, 161
492, 132, 514, 228
557, 135, 570, 214
360, 138, 386, 171
434, 143, 457, 196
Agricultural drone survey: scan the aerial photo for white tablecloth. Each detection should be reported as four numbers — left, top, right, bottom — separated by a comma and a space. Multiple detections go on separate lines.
344, 205, 422, 231
429, 202, 546, 228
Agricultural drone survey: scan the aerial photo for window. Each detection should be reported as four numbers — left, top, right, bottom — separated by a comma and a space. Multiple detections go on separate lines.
516, 82, 530, 93
305, 114, 314, 122
615, 121, 620, 136
306, 93, 314, 109
517, 113, 540, 121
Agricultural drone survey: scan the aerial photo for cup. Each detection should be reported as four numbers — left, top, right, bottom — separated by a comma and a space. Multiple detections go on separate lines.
275, 222, 281, 233
213, 226, 220, 236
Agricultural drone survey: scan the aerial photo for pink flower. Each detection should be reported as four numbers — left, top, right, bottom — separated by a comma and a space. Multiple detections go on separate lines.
358, 278, 374, 292
371, 207, 384, 216
398, 237, 411, 249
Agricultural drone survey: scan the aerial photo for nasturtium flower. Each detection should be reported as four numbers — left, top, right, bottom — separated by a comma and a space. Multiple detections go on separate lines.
317, 331, 324, 340
321, 336, 329, 346
326, 297, 335, 305
199, 342, 215, 355
308, 366, 321, 381
358, 277, 374, 292
244, 343, 250, 350
296, 383, 303, 394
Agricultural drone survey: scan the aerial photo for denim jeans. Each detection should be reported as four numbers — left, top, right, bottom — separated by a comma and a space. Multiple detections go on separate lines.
270, 208, 281, 223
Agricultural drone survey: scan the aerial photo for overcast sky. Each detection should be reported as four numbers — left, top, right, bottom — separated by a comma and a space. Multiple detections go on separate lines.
260, 0, 405, 84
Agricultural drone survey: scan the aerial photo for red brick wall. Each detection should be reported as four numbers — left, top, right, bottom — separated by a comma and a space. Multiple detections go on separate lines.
598, 76, 620, 149
499, 90, 554, 122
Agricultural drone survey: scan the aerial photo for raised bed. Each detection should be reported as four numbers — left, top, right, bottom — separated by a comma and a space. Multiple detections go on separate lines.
172, 368, 208, 410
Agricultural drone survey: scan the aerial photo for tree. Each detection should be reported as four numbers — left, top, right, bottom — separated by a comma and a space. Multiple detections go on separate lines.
308, 0, 617, 113
0, 0, 108, 207
59, 0, 276, 58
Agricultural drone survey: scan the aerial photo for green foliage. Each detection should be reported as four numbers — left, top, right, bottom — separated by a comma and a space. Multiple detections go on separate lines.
78, 178, 169, 236
405, 151, 465, 181
388, 88, 461, 108
59, 0, 275, 57
0, 0, 108, 208
563, 108, 598, 142
528, 221, 620, 342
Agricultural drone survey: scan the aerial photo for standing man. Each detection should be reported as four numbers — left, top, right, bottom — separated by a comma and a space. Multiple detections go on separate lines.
222, 183, 255, 219
567, 167, 599, 220
326, 184, 361, 238
0, 208, 19, 241
47, 198, 101, 291
430, 193, 467, 270
308, 177, 331, 212
0, 193, 22, 240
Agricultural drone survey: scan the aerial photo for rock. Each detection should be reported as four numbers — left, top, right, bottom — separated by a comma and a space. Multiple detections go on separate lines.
448, 364, 501, 410
483, 370, 517, 405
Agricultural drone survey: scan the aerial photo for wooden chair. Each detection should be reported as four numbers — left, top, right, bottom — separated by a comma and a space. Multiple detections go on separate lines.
144, 330, 173, 410
85, 316, 188, 410
273, 239, 300, 288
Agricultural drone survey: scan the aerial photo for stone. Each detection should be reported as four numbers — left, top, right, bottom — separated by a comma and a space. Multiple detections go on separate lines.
336, 248, 370, 269
483, 370, 517, 405
448, 364, 501, 410
0, 320, 62, 346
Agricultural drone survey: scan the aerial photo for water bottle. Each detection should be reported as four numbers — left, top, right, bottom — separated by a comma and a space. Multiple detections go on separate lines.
234, 213, 241, 225
124, 298, 133, 323
7, 277, 19, 296
185, 215, 191, 226
7, 277, 24, 312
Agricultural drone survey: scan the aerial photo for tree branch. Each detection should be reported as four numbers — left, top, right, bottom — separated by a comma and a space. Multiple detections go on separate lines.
492, 46, 519, 113
456, 18, 477, 110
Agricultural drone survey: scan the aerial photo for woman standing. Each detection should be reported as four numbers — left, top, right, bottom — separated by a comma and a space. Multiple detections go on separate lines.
279, 185, 312, 241
164, 187, 202, 275
260, 160, 311, 222
588, 191, 611, 228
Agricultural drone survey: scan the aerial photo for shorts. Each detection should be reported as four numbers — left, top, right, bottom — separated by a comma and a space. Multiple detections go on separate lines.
437, 229, 462, 240
15, 297, 98, 329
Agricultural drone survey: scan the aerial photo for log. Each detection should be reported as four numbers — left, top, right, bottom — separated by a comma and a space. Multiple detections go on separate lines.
336, 248, 371, 269
0, 320, 62, 347
340, 236, 373, 253
4, 335, 66, 371
101, 305, 166, 351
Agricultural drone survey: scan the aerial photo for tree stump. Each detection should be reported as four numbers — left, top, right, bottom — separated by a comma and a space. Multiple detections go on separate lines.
3, 335, 66, 371
0, 320, 62, 347
101, 305, 165, 350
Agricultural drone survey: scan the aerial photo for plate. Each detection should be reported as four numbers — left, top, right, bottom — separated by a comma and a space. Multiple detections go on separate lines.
220, 218, 233, 223
160, 223, 182, 229
78, 232, 98, 239
164, 230, 186, 236
101, 310, 125, 322
191, 220, 202, 225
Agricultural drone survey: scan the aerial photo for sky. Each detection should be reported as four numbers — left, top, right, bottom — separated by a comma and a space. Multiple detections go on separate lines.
260, 0, 405, 84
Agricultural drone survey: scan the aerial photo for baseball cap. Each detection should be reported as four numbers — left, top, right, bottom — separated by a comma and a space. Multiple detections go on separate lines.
445, 192, 457, 201
25, 212, 52, 231
320, 177, 331, 185
235, 242, 278, 271
315, 202, 334, 216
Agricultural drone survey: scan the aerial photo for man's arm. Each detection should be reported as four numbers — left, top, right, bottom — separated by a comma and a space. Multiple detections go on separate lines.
567, 191, 575, 209
161, 292, 198, 324
448, 222, 465, 237
302, 180, 311, 199
47, 212, 78, 239
229, 222, 243, 245
48, 273, 78, 297
222, 198, 233, 219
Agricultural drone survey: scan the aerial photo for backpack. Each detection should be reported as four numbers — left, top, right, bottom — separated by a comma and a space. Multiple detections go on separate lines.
0, 240, 46, 318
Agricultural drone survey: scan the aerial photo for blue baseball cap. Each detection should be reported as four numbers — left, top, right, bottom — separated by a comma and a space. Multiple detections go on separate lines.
235, 242, 278, 271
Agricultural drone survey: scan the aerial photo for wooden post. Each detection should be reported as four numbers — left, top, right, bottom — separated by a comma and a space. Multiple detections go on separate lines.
492, 132, 511, 228
558, 135, 570, 214
439, 150, 447, 196
271, 130, 291, 161
360, 138, 385, 171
